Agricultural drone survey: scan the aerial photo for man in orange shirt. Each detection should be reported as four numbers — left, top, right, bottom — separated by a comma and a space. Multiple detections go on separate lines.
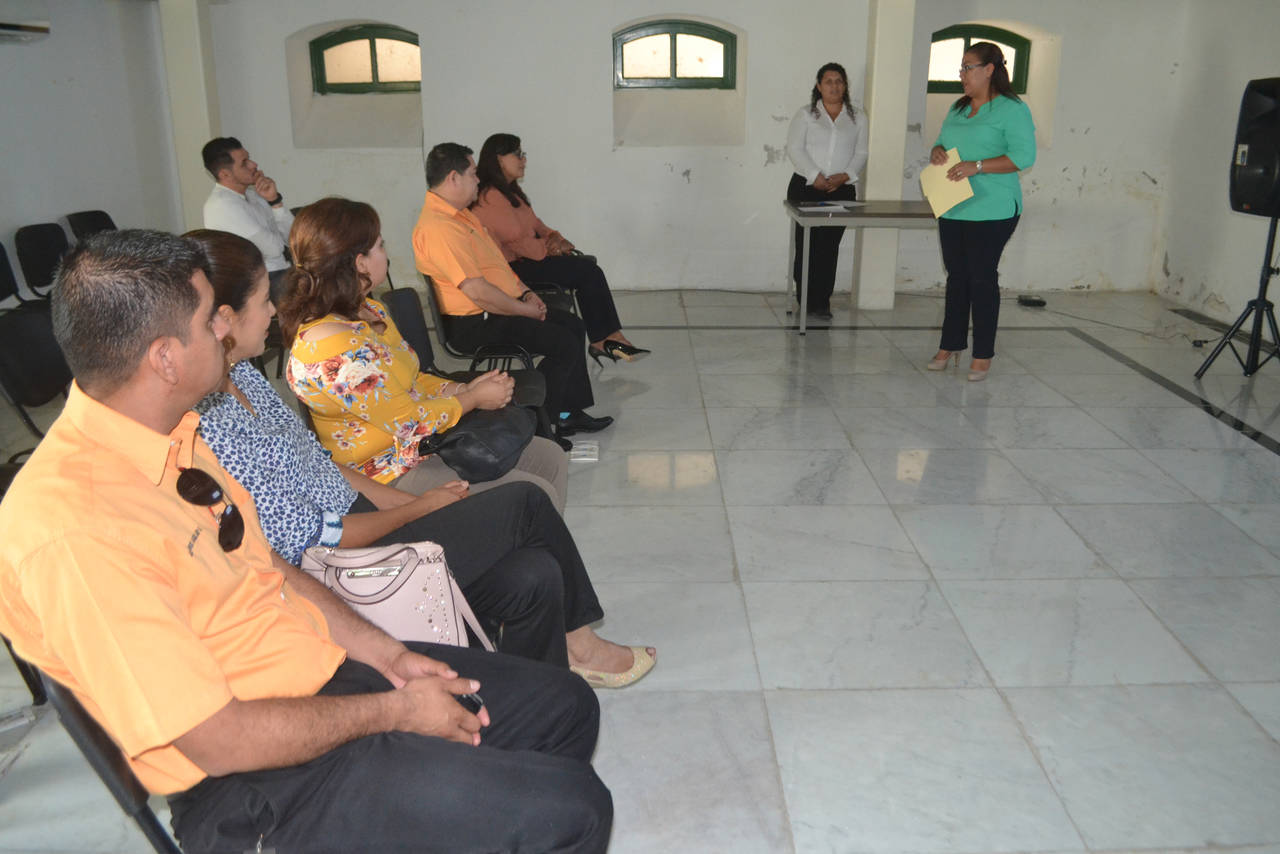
0, 230, 610, 853
412, 142, 613, 447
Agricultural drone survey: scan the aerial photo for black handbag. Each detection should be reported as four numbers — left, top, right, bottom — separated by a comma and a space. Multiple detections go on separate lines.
418, 406, 536, 482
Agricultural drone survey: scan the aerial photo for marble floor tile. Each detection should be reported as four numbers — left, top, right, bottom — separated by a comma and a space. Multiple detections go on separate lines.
941, 579, 1208, 686
716, 449, 885, 506
1085, 406, 1256, 449
589, 582, 760, 691
566, 451, 723, 506
598, 328, 695, 374
590, 371, 705, 410
681, 290, 772, 306
684, 305, 784, 327
564, 506, 734, 582
1004, 449, 1197, 503
593, 407, 710, 451
895, 505, 1111, 579
610, 290, 686, 325
1142, 448, 1280, 503
692, 331, 810, 375
1213, 503, 1280, 556
991, 328, 1087, 349
1001, 345, 1141, 374
861, 448, 1048, 505
1056, 504, 1280, 577
1129, 577, 1280, 681
1226, 682, 1280, 742
698, 373, 830, 408
744, 581, 988, 688
1006, 684, 1280, 849
593, 691, 793, 854
933, 373, 1077, 407
707, 406, 851, 450
1037, 373, 1191, 407
964, 407, 1128, 449
729, 506, 928, 581
797, 346, 923, 376
835, 406, 995, 449
818, 373, 953, 408
767, 689, 1083, 854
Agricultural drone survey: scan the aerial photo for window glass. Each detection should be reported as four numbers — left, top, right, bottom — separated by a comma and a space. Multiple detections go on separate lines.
927, 38, 964, 81
675, 33, 724, 78
375, 38, 420, 82
323, 40, 372, 84
622, 33, 670, 78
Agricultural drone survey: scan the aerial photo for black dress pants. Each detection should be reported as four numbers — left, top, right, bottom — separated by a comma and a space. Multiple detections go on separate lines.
510, 256, 624, 344
938, 215, 1020, 360
443, 309, 594, 416
351, 482, 604, 666
168, 647, 612, 854
787, 172, 857, 313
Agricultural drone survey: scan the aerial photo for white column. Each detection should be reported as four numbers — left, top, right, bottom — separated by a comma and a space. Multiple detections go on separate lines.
157, 0, 220, 230
857, 0, 916, 309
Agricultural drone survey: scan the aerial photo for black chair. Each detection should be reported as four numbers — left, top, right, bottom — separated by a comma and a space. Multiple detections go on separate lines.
39, 673, 183, 853
65, 210, 118, 241
1, 243, 33, 305
420, 274, 542, 369
382, 285, 553, 436
0, 300, 72, 438
14, 223, 70, 299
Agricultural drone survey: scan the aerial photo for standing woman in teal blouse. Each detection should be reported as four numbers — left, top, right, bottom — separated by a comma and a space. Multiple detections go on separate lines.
927, 42, 1036, 381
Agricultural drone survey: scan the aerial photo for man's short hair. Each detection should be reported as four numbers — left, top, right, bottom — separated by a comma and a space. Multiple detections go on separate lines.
52, 230, 209, 396
202, 137, 244, 178
425, 142, 473, 189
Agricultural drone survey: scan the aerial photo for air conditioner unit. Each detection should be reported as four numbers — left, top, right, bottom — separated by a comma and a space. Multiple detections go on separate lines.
0, 19, 49, 43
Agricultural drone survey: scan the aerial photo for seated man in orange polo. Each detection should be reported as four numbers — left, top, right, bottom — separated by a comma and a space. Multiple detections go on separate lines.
412, 141, 613, 448
0, 229, 611, 854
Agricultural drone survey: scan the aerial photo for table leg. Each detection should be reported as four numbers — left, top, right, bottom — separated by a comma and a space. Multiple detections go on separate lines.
799, 224, 811, 334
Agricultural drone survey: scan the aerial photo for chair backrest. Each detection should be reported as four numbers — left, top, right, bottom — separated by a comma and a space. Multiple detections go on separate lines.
0, 243, 25, 304
419, 274, 468, 358
0, 301, 73, 438
65, 210, 118, 241
40, 674, 183, 853
381, 286, 440, 372
14, 223, 70, 297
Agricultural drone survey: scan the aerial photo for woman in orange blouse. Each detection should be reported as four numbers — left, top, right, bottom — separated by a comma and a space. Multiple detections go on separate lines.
472, 133, 649, 365
279, 197, 568, 511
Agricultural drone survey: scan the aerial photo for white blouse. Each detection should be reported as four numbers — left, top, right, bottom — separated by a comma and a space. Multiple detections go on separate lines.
786, 102, 869, 186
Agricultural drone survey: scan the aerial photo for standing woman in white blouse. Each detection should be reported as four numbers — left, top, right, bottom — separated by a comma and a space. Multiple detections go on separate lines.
785, 62, 870, 319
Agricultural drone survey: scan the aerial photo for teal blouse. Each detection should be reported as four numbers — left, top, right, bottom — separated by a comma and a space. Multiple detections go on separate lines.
935, 95, 1036, 221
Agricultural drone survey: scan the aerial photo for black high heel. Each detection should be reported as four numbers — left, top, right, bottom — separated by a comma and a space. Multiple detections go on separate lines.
602, 340, 651, 362
588, 345, 620, 367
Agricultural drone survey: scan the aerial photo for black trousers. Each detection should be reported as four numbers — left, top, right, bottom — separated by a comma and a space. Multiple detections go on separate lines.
787, 172, 857, 313
443, 309, 593, 417
938, 215, 1020, 360
351, 482, 603, 666
168, 646, 611, 854
510, 256, 624, 344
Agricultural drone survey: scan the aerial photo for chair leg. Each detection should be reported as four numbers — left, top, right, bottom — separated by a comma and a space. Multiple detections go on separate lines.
4, 636, 46, 706
534, 404, 555, 440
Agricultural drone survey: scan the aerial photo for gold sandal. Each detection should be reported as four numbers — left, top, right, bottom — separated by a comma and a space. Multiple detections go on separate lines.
570, 646, 656, 689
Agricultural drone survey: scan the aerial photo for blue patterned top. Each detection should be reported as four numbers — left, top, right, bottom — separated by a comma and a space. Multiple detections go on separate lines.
196, 360, 359, 564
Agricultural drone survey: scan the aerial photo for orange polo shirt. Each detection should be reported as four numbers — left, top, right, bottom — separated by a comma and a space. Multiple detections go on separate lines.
0, 383, 346, 794
412, 190, 525, 315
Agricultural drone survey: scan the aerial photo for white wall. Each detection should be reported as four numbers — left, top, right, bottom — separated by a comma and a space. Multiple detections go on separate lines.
899, 0, 1191, 294
207, 0, 869, 291
0, 0, 181, 298
1160, 0, 1280, 322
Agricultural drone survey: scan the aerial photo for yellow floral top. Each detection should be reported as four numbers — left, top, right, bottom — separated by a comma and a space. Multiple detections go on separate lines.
287, 298, 462, 483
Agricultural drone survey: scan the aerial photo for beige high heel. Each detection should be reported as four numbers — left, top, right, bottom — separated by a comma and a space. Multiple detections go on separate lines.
968, 358, 991, 382
926, 350, 959, 371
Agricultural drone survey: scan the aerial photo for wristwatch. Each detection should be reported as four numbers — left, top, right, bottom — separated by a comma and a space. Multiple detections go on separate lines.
975, 160, 984, 173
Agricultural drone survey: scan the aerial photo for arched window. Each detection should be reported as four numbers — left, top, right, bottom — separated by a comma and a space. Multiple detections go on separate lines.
927, 24, 1030, 95
309, 24, 420, 94
613, 20, 736, 90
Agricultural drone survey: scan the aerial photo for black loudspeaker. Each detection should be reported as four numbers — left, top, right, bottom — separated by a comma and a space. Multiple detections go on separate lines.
1231, 78, 1280, 217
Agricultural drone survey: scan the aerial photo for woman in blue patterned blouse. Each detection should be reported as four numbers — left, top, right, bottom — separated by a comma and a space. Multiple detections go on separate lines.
186, 229, 654, 686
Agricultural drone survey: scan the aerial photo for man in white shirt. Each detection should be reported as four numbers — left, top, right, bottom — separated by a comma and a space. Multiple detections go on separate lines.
200, 137, 294, 298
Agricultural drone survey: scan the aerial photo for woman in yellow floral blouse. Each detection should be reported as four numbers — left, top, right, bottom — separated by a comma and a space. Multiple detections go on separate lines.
280, 197, 568, 510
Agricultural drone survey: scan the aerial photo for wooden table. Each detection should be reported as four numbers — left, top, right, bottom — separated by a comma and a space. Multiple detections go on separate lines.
783, 199, 935, 333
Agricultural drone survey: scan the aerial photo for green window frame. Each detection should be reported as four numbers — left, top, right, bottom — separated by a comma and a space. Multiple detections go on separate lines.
309, 24, 420, 95
613, 20, 736, 90
927, 24, 1030, 95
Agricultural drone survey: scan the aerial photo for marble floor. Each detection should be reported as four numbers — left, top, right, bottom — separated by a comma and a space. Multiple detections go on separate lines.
3, 289, 1280, 853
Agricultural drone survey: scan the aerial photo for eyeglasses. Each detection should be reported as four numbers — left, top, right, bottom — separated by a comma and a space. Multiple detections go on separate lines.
177, 468, 245, 552
513, 150, 527, 159
959, 63, 989, 74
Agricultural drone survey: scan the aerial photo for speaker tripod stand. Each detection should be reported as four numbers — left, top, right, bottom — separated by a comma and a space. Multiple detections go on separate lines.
1196, 215, 1280, 378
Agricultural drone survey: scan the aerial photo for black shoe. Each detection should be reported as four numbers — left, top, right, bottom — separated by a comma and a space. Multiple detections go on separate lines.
806, 308, 833, 321
557, 410, 614, 436
588, 345, 619, 368
552, 433, 573, 451
602, 340, 651, 362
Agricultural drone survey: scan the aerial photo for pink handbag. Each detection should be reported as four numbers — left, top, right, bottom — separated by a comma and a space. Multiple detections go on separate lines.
301, 541, 494, 651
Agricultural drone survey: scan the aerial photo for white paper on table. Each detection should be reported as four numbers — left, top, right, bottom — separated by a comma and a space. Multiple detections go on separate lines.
919, 148, 974, 218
